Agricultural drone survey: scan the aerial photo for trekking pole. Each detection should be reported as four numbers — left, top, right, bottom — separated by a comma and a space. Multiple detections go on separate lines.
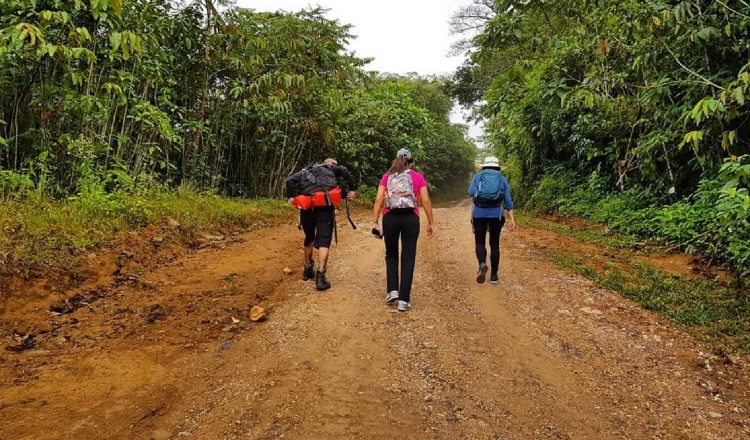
345, 198, 357, 230
333, 208, 338, 245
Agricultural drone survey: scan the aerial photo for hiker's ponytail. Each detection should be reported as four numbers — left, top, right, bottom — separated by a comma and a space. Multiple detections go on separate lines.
387, 155, 412, 175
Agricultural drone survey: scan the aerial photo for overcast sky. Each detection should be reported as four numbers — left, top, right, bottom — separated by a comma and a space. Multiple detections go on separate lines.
235, 0, 484, 142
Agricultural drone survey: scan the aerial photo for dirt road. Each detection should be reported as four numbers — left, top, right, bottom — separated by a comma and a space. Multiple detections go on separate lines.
1, 201, 749, 439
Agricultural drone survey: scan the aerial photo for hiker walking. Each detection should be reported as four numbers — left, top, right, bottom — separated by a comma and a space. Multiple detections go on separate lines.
372, 149, 435, 312
468, 156, 516, 284
286, 158, 357, 291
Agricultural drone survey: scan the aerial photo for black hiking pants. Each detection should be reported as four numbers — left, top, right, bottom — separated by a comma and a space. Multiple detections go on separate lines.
473, 217, 505, 276
383, 211, 420, 303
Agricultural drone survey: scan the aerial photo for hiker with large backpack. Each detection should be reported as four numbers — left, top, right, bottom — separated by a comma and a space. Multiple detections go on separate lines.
468, 156, 516, 284
371, 149, 435, 312
286, 158, 357, 291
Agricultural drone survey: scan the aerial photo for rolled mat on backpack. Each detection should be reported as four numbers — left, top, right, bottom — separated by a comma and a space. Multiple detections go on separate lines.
291, 187, 342, 209
291, 194, 312, 210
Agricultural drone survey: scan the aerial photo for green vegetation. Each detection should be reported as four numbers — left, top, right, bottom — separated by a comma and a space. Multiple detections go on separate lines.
450, 1, 750, 279
525, 160, 749, 279
0, 1, 474, 199
0, 188, 289, 276
552, 254, 750, 353
0, 1, 476, 274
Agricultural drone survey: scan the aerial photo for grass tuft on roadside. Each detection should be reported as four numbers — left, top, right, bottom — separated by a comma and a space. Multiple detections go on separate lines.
0, 188, 290, 276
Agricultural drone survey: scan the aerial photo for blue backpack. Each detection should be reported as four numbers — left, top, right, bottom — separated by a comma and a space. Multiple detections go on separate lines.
473, 170, 504, 207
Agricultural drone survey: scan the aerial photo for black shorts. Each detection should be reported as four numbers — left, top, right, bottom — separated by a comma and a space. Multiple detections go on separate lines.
300, 207, 334, 249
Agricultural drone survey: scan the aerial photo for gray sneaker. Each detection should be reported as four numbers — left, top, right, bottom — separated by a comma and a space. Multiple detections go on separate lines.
397, 300, 412, 312
476, 263, 488, 284
385, 291, 399, 304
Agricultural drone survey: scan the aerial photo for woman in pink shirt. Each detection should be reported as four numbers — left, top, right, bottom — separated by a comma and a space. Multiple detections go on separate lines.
372, 149, 435, 312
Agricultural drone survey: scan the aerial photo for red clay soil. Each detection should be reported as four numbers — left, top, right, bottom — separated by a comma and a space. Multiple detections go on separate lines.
1, 202, 748, 439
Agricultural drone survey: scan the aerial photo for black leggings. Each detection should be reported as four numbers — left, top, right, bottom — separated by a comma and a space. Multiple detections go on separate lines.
473, 217, 505, 275
383, 212, 420, 302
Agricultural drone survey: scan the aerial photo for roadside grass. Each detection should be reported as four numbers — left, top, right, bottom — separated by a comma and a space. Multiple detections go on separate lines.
516, 211, 661, 251
552, 254, 750, 354
0, 188, 290, 276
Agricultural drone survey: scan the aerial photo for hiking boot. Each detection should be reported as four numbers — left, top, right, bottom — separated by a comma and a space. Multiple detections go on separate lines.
302, 261, 315, 281
476, 263, 488, 284
490, 273, 499, 284
385, 291, 399, 304
315, 270, 331, 291
397, 300, 412, 312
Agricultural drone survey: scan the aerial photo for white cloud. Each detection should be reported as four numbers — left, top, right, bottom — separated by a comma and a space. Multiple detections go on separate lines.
235, 0, 485, 142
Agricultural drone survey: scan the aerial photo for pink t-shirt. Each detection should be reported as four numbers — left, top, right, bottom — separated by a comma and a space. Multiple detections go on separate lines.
379, 171, 428, 216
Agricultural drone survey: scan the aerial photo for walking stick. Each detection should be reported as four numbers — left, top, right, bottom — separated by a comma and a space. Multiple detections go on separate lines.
333, 208, 338, 245
345, 198, 357, 230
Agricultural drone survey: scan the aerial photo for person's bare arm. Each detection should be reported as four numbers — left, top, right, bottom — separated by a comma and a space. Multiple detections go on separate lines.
419, 186, 435, 238
505, 209, 516, 231
372, 185, 386, 237
503, 177, 515, 231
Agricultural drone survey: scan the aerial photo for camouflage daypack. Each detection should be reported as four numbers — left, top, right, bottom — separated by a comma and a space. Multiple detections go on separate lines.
385, 171, 417, 212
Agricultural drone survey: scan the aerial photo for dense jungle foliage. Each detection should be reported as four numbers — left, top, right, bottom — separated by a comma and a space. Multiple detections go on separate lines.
0, 0, 475, 200
450, 0, 750, 279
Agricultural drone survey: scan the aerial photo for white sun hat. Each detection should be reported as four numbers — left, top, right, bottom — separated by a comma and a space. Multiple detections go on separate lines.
481, 156, 501, 168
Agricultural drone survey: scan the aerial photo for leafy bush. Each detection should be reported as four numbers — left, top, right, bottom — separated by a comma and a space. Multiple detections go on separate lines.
529, 156, 750, 279
354, 186, 378, 206
0, 170, 34, 198
526, 168, 582, 213
654, 156, 750, 279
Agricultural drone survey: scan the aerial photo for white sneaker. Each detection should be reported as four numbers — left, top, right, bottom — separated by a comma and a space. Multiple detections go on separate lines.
397, 300, 411, 312
385, 291, 399, 304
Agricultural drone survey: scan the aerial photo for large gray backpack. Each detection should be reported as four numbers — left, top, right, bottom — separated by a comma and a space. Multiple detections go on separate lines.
299, 164, 338, 195
385, 171, 417, 211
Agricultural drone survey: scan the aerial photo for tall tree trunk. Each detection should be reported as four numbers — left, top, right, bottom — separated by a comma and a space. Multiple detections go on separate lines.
187, 0, 214, 185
